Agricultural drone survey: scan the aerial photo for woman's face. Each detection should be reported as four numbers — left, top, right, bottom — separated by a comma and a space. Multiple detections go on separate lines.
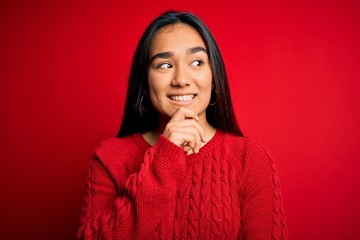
148, 23, 213, 121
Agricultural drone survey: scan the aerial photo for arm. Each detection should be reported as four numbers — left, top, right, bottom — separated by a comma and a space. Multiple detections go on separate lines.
239, 143, 287, 240
77, 136, 186, 240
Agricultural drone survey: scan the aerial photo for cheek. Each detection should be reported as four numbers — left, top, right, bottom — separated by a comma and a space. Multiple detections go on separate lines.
198, 71, 213, 92
148, 71, 171, 93
203, 72, 213, 101
204, 87, 212, 103
148, 84, 160, 104
147, 73, 159, 95
148, 78, 167, 105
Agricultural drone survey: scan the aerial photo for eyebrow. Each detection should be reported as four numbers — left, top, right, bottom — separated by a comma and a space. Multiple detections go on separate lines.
187, 46, 208, 55
149, 46, 208, 63
149, 52, 174, 63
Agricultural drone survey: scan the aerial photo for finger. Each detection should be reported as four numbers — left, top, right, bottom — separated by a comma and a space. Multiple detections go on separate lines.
183, 145, 192, 153
174, 131, 200, 153
166, 121, 203, 147
182, 129, 201, 154
167, 119, 204, 138
167, 133, 199, 153
169, 107, 204, 142
192, 128, 202, 153
171, 107, 199, 121
183, 119, 205, 144
174, 108, 205, 142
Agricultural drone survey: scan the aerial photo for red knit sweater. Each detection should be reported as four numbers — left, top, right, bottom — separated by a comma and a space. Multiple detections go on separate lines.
77, 130, 287, 239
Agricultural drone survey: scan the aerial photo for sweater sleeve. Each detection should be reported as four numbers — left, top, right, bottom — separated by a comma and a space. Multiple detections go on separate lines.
77, 135, 186, 240
239, 142, 287, 240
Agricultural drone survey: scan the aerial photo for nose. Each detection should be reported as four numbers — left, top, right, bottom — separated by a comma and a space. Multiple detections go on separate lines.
171, 65, 191, 87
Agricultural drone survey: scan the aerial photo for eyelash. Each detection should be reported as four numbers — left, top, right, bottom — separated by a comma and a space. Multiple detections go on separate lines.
157, 63, 173, 69
191, 59, 204, 67
156, 60, 204, 69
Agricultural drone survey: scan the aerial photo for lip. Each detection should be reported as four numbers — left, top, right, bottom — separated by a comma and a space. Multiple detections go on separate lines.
167, 94, 197, 106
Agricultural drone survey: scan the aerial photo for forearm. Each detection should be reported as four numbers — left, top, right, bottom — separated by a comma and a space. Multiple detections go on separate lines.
78, 136, 186, 239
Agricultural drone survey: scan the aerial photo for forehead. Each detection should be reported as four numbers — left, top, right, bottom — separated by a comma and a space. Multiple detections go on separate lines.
150, 24, 206, 53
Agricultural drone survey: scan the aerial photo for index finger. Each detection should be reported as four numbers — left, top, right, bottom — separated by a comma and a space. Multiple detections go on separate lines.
171, 107, 199, 121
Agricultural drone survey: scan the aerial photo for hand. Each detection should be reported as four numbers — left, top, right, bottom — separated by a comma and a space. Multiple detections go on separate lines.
163, 107, 206, 154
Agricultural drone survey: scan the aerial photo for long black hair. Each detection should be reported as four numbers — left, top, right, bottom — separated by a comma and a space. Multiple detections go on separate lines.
117, 11, 244, 137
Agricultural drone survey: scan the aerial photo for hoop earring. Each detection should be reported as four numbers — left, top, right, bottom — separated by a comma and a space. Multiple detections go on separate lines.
209, 89, 219, 106
140, 95, 151, 112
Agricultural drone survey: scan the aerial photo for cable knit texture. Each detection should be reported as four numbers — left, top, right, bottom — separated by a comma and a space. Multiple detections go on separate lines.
77, 130, 287, 239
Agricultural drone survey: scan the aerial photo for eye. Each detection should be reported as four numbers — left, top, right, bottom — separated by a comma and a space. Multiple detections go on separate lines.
157, 63, 173, 69
191, 60, 204, 67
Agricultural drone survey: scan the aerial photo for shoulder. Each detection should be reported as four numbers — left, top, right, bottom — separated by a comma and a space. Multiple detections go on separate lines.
221, 133, 274, 173
93, 134, 148, 167
223, 133, 271, 158
95, 135, 132, 154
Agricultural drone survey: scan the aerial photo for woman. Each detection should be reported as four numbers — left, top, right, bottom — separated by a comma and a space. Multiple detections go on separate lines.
78, 11, 287, 240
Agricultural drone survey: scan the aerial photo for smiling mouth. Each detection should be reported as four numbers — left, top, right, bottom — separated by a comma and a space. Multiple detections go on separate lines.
168, 94, 196, 101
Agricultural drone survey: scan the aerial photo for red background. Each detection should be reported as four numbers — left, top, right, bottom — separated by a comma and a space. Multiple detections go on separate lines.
1, 1, 360, 239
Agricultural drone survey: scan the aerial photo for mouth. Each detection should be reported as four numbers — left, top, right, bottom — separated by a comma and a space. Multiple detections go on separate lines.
167, 94, 197, 106
168, 94, 196, 102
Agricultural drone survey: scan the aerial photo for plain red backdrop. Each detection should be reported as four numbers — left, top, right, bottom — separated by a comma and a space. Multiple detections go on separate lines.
1, 0, 359, 239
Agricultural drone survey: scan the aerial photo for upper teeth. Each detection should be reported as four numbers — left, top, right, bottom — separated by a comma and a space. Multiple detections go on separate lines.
170, 95, 194, 101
